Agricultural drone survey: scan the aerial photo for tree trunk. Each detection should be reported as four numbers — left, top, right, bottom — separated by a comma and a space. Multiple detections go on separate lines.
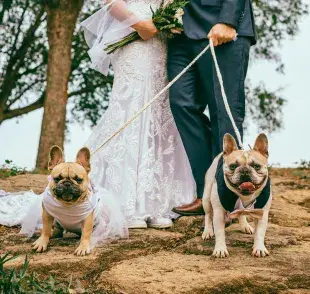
36, 0, 83, 170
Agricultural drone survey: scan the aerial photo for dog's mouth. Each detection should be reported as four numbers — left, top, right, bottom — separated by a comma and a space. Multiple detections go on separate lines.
61, 193, 75, 201
238, 182, 256, 195
229, 181, 263, 196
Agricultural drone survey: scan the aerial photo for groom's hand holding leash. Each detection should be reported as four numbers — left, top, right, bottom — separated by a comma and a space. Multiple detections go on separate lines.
208, 23, 237, 46
133, 19, 158, 41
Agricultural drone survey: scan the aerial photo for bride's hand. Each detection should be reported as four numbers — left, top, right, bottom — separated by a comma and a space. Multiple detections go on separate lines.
132, 19, 158, 41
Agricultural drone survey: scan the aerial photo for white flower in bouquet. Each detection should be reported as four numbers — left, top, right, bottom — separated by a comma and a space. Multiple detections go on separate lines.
175, 8, 184, 25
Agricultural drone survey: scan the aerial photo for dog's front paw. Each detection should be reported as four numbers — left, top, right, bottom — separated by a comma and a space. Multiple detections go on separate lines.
252, 244, 269, 258
75, 242, 91, 256
202, 228, 214, 240
32, 237, 49, 253
213, 245, 229, 258
241, 223, 254, 235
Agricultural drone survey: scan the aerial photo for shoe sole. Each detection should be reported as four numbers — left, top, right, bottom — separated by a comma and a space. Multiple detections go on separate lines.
128, 224, 148, 229
172, 209, 205, 216
147, 224, 173, 229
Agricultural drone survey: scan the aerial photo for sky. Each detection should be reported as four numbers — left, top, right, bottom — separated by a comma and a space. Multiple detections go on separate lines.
0, 9, 310, 169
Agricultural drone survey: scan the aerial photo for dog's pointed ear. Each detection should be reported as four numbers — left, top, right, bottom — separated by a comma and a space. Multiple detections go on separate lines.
76, 147, 91, 173
253, 133, 269, 158
223, 133, 238, 156
48, 145, 64, 171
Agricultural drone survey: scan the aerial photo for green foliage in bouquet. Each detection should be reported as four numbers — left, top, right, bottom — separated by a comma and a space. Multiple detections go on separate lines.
105, 0, 188, 54
151, 0, 188, 37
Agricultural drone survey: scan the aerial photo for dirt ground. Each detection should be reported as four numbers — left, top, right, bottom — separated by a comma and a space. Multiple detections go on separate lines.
0, 169, 310, 294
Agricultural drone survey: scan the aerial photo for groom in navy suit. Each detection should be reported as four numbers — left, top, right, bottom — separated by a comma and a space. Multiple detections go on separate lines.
167, 0, 257, 215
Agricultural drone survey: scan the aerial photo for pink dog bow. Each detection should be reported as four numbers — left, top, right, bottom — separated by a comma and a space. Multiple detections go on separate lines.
227, 198, 264, 220
228, 208, 264, 220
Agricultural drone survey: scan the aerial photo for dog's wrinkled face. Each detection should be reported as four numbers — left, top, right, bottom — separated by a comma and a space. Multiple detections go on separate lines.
48, 146, 91, 204
223, 133, 269, 197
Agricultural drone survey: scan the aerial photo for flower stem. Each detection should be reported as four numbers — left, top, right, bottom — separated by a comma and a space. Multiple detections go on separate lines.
105, 32, 140, 54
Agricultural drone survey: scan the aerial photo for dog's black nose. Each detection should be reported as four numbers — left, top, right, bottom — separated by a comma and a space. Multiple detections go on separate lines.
63, 181, 72, 187
240, 167, 250, 175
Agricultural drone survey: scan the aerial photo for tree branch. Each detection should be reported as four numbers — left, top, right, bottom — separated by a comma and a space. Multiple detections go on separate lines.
68, 78, 113, 98
0, 0, 13, 25
10, 0, 30, 58
17, 62, 45, 78
3, 95, 44, 121
7, 79, 45, 108
0, 6, 45, 108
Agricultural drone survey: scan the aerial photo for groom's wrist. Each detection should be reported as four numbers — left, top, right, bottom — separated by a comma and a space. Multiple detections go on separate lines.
132, 20, 151, 31
132, 21, 142, 30
217, 22, 236, 29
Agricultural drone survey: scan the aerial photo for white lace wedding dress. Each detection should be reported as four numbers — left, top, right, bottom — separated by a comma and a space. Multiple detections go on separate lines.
83, 0, 195, 224
0, 0, 195, 244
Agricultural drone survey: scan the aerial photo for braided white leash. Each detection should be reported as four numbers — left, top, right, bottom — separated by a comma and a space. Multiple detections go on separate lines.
209, 40, 244, 149
91, 39, 243, 156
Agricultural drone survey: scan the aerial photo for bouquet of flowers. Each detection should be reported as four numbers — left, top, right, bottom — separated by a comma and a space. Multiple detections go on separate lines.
105, 0, 188, 54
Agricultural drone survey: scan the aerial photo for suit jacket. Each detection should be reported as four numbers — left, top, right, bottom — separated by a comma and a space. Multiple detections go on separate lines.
183, 0, 257, 44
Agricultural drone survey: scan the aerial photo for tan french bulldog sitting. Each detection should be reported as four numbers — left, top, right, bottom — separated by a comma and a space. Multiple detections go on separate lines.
33, 145, 97, 256
202, 133, 272, 258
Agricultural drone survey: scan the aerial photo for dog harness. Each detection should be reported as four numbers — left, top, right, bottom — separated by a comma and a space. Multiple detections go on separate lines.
215, 156, 271, 219
43, 180, 99, 233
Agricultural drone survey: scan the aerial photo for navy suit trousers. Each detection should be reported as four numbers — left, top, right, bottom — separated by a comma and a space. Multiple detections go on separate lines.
167, 35, 251, 198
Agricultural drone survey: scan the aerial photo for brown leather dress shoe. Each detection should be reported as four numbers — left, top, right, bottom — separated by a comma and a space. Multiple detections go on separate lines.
172, 199, 205, 216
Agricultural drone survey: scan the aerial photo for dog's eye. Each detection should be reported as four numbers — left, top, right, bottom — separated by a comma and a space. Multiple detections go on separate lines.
74, 176, 83, 184
54, 176, 62, 183
253, 164, 261, 170
229, 164, 238, 171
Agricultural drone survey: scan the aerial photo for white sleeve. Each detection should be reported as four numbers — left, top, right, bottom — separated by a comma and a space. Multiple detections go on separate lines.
107, 0, 139, 22
80, 0, 142, 76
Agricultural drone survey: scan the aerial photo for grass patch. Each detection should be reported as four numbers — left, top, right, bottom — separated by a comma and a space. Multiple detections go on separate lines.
0, 160, 48, 179
183, 247, 213, 256
295, 160, 310, 169
0, 252, 70, 293
286, 274, 310, 289
269, 167, 310, 180
229, 240, 252, 249
0, 160, 28, 178
275, 181, 310, 190
170, 216, 204, 238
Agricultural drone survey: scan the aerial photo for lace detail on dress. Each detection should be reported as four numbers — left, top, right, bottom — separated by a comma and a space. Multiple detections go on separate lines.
86, 1, 195, 223
127, 2, 160, 18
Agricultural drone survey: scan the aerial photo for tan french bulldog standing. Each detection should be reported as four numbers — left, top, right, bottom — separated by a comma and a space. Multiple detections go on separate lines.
202, 133, 272, 258
33, 145, 96, 256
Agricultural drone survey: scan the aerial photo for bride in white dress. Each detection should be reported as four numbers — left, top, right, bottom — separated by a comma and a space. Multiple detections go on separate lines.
82, 0, 195, 229
0, 0, 195, 244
